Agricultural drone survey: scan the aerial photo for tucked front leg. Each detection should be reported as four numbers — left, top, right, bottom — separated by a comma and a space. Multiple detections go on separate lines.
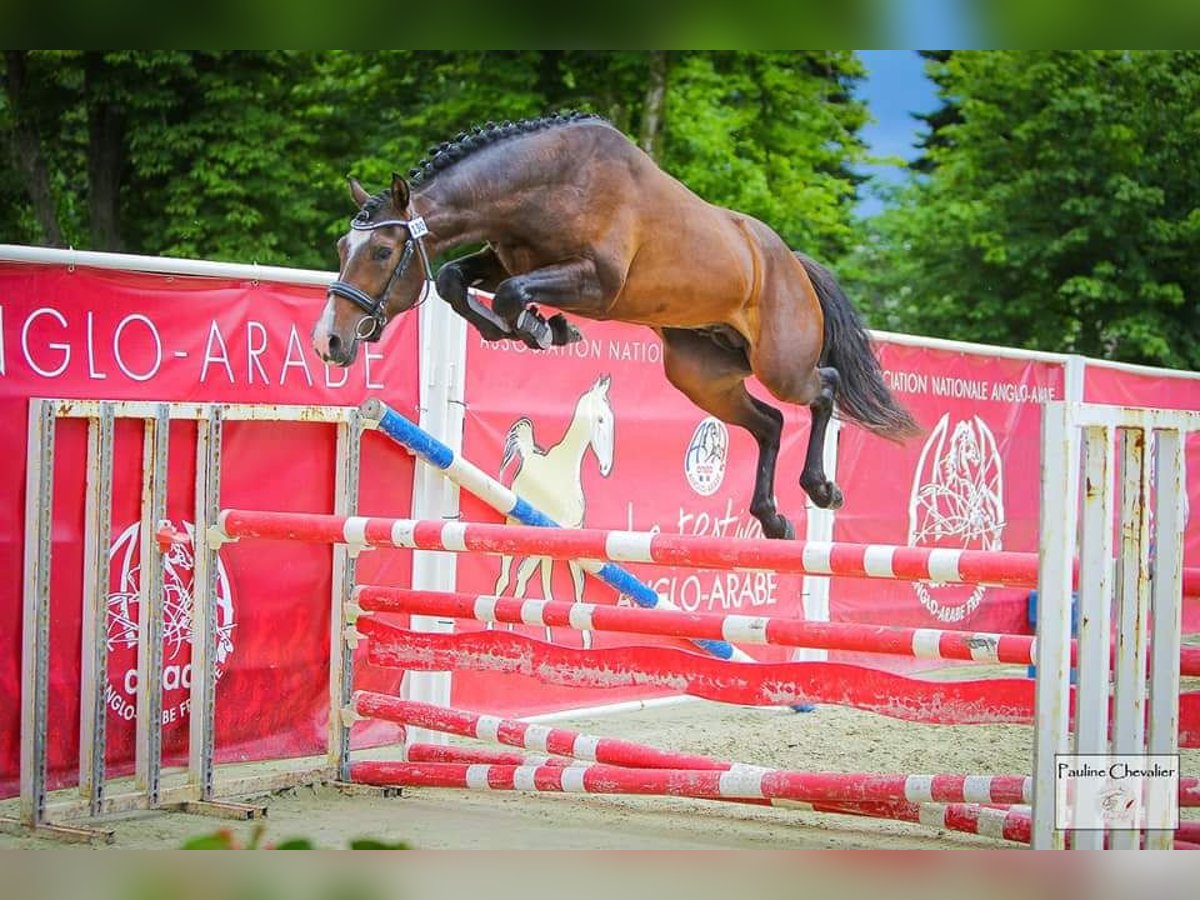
435, 247, 513, 342
492, 259, 604, 349
512, 306, 584, 349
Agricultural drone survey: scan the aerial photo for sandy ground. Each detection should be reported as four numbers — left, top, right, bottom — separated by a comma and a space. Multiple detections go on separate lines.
3, 667, 1195, 850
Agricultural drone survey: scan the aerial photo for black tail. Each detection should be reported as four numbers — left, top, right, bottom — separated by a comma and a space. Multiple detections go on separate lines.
795, 252, 921, 442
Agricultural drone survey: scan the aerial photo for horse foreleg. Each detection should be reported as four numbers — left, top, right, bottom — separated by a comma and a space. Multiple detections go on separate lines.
513, 555, 541, 599
494, 552, 514, 596
661, 328, 793, 540
567, 561, 591, 649
539, 558, 556, 644
492, 260, 605, 350
491, 554, 516, 632
435, 246, 512, 342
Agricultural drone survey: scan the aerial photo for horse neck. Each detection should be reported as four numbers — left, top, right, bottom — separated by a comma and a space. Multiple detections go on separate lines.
412, 137, 574, 249
553, 402, 597, 470
411, 178, 485, 252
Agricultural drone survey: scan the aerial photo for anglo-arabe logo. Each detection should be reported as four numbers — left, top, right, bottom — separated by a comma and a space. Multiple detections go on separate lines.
106, 520, 235, 723
684, 417, 728, 497
907, 414, 1006, 623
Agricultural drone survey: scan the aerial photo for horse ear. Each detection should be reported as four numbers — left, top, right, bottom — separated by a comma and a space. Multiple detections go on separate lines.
391, 172, 411, 210
597, 373, 611, 392
348, 177, 371, 208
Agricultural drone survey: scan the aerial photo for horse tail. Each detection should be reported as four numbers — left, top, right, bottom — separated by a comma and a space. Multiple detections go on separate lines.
795, 252, 921, 442
500, 417, 535, 479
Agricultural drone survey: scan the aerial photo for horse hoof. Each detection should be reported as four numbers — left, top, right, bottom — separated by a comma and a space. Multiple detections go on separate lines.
760, 515, 793, 540
804, 480, 844, 510
827, 483, 844, 510
549, 313, 582, 345
516, 308, 554, 349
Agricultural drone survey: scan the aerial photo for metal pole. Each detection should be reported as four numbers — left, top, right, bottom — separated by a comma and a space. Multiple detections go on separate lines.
1071, 425, 1114, 850
189, 406, 223, 799
134, 404, 169, 807
330, 411, 362, 779
1031, 401, 1078, 849
1109, 427, 1151, 849
20, 399, 55, 827
1145, 428, 1186, 849
403, 285, 468, 744
796, 418, 839, 663
79, 402, 115, 815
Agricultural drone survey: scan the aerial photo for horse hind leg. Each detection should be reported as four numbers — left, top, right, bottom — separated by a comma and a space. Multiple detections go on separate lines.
799, 367, 844, 510
750, 260, 847, 513
755, 356, 844, 511
661, 328, 793, 540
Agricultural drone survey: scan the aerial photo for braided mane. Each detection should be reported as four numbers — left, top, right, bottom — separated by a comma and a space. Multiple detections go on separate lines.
407, 110, 604, 187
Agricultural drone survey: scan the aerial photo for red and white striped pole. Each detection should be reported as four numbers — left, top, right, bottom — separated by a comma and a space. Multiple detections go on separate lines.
353, 586, 1200, 674
356, 694, 1199, 845
355, 691, 747, 771
352, 759, 1035, 842
215, 509, 1200, 596
352, 692, 1033, 804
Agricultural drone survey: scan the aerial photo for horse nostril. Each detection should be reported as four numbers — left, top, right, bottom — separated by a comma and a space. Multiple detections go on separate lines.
327, 333, 342, 356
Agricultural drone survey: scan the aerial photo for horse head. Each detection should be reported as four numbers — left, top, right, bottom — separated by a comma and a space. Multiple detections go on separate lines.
313, 173, 433, 366
580, 374, 614, 477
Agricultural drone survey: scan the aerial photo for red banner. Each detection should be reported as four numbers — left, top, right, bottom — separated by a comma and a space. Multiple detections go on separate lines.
831, 342, 1067, 663
453, 325, 812, 716
0, 262, 418, 797
4, 258, 1199, 795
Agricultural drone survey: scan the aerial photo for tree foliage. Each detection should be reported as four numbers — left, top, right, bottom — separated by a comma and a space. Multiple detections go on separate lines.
4, 50, 1197, 370
851, 50, 1200, 369
0, 51, 866, 269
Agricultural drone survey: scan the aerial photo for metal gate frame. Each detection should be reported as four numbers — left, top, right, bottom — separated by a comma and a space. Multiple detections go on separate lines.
0, 399, 363, 843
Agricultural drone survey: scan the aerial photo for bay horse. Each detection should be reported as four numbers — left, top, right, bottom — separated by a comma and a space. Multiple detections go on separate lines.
313, 111, 919, 540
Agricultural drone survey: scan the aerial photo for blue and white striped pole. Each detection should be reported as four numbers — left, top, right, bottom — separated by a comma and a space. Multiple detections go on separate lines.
359, 398, 748, 662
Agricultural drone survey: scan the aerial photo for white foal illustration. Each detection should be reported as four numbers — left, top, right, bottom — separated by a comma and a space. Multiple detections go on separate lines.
493, 374, 615, 646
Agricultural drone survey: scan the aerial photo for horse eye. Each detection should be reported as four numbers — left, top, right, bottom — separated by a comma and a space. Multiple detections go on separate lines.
373, 246, 393, 261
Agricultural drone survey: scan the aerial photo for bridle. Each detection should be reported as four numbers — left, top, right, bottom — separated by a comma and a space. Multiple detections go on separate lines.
327, 209, 435, 341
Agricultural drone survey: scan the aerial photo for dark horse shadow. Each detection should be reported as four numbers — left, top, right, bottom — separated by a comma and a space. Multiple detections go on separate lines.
313, 112, 920, 539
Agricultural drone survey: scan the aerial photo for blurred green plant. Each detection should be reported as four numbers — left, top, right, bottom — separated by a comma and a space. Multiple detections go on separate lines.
181, 822, 411, 850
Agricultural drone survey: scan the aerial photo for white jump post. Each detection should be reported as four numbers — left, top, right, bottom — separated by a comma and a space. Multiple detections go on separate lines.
393, 284, 468, 745
1032, 402, 1197, 850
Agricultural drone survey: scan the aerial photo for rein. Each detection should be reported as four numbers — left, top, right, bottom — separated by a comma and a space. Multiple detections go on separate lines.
328, 210, 435, 341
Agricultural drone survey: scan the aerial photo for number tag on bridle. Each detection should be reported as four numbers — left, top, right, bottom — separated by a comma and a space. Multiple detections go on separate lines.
407, 216, 429, 239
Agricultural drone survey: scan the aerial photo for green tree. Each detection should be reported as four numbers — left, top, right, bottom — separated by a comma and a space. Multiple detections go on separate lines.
1, 51, 338, 266
851, 50, 1200, 369
660, 51, 867, 260
123, 52, 339, 267
909, 50, 957, 175
1, 52, 870, 273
